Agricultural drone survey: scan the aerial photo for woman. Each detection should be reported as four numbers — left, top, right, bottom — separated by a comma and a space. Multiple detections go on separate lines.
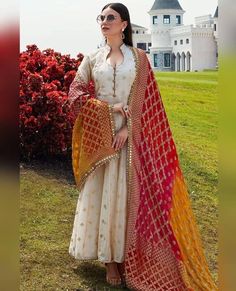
68, 3, 218, 290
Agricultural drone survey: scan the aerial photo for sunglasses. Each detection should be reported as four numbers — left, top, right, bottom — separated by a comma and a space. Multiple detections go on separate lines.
96, 14, 120, 24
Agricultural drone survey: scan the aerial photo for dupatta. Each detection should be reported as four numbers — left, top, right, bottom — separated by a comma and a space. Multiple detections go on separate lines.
68, 47, 218, 291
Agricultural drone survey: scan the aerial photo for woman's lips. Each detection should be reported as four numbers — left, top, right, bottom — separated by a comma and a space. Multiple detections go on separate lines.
102, 27, 109, 31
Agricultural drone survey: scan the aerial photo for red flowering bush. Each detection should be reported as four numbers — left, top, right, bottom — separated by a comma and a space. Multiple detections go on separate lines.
20, 44, 95, 160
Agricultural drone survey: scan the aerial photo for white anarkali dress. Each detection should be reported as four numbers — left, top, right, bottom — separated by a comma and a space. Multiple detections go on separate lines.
69, 43, 136, 263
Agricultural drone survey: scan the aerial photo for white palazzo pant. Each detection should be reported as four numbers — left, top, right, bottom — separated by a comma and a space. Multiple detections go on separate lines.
68, 141, 128, 263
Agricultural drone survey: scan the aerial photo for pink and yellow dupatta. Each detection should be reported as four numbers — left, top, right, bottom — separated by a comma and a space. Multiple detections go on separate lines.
70, 47, 217, 290
117, 48, 218, 290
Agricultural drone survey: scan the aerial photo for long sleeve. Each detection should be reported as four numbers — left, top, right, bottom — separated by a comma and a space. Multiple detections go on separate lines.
68, 55, 92, 116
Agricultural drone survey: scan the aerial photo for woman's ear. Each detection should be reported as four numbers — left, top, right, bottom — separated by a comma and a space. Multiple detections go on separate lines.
123, 21, 128, 30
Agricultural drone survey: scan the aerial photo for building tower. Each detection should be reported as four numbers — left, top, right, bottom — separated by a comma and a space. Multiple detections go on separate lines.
148, 0, 185, 71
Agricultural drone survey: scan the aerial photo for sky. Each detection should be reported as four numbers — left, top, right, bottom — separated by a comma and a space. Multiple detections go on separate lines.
20, 0, 218, 58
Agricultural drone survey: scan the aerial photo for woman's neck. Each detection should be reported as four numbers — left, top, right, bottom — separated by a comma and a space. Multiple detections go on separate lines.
106, 39, 124, 51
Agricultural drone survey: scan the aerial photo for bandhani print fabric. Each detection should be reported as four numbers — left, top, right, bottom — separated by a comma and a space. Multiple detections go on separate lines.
72, 98, 119, 192
70, 46, 218, 290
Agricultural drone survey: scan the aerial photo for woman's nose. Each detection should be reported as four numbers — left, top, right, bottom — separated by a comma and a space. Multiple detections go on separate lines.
102, 18, 108, 24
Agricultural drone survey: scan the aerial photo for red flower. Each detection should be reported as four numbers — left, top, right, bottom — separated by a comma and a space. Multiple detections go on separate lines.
27, 72, 44, 92
19, 44, 89, 160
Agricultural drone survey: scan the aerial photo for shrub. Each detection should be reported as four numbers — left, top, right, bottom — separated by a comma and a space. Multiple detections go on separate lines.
20, 44, 94, 160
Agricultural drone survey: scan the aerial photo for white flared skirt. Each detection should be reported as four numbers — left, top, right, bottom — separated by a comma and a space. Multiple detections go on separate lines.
69, 137, 128, 263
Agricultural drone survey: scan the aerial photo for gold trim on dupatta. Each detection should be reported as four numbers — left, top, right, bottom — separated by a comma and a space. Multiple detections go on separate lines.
126, 47, 140, 201
72, 101, 120, 192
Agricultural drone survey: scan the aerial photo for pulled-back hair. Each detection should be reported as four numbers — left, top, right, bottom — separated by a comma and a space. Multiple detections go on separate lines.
101, 2, 133, 47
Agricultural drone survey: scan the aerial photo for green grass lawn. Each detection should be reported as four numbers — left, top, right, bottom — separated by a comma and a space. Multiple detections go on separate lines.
20, 71, 218, 290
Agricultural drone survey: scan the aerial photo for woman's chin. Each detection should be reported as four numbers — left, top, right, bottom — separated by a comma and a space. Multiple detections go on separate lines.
102, 32, 109, 37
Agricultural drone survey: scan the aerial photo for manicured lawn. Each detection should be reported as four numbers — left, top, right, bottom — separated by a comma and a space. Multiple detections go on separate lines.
20, 71, 218, 290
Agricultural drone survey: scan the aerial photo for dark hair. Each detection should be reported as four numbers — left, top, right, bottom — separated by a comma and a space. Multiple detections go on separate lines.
101, 2, 133, 47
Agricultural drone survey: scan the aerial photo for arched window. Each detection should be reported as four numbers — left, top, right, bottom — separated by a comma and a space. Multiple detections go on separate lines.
164, 53, 171, 68
154, 54, 158, 67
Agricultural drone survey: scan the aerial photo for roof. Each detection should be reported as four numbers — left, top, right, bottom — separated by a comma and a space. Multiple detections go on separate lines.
214, 6, 218, 18
150, 0, 183, 10
131, 23, 147, 29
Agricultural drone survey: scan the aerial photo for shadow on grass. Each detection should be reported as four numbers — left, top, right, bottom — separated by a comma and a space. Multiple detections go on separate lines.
72, 262, 130, 290
21, 154, 75, 186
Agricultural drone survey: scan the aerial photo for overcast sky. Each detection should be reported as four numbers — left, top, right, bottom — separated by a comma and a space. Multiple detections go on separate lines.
20, 0, 218, 57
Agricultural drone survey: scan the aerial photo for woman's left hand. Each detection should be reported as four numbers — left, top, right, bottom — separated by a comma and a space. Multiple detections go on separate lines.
112, 125, 128, 151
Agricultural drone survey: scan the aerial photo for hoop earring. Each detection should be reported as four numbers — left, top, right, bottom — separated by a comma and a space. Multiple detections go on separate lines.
122, 31, 125, 40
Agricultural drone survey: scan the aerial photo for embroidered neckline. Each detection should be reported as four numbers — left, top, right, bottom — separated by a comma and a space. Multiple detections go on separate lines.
104, 42, 128, 68
104, 42, 127, 54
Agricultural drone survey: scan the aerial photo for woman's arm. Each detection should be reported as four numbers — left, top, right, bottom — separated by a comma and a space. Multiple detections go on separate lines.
110, 102, 131, 150
112, 102, 131, 118
67, 55, 92, 116
112, 124, 128, 151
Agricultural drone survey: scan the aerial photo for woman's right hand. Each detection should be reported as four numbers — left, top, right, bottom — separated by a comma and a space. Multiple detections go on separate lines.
113, 102, 132, 118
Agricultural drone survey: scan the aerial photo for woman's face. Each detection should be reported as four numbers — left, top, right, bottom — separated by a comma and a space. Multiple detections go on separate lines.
99, 7, 127, 39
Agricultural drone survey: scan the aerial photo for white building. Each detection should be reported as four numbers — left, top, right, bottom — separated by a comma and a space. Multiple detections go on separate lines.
132, 0, 218, 72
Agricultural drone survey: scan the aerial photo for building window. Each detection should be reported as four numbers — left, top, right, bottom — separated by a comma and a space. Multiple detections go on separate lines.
154, 54, 158, 67
214, 24, 217, 31
153, 16, 158, 24
186, 38, 189, 44
148, 43, 152, 52
174, 40, 177, 45
176, 15, 181, 24
137, 43, 147, 51
164, 53, 171, 68
163, 15, 170, 24
180, 39, 183, 45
